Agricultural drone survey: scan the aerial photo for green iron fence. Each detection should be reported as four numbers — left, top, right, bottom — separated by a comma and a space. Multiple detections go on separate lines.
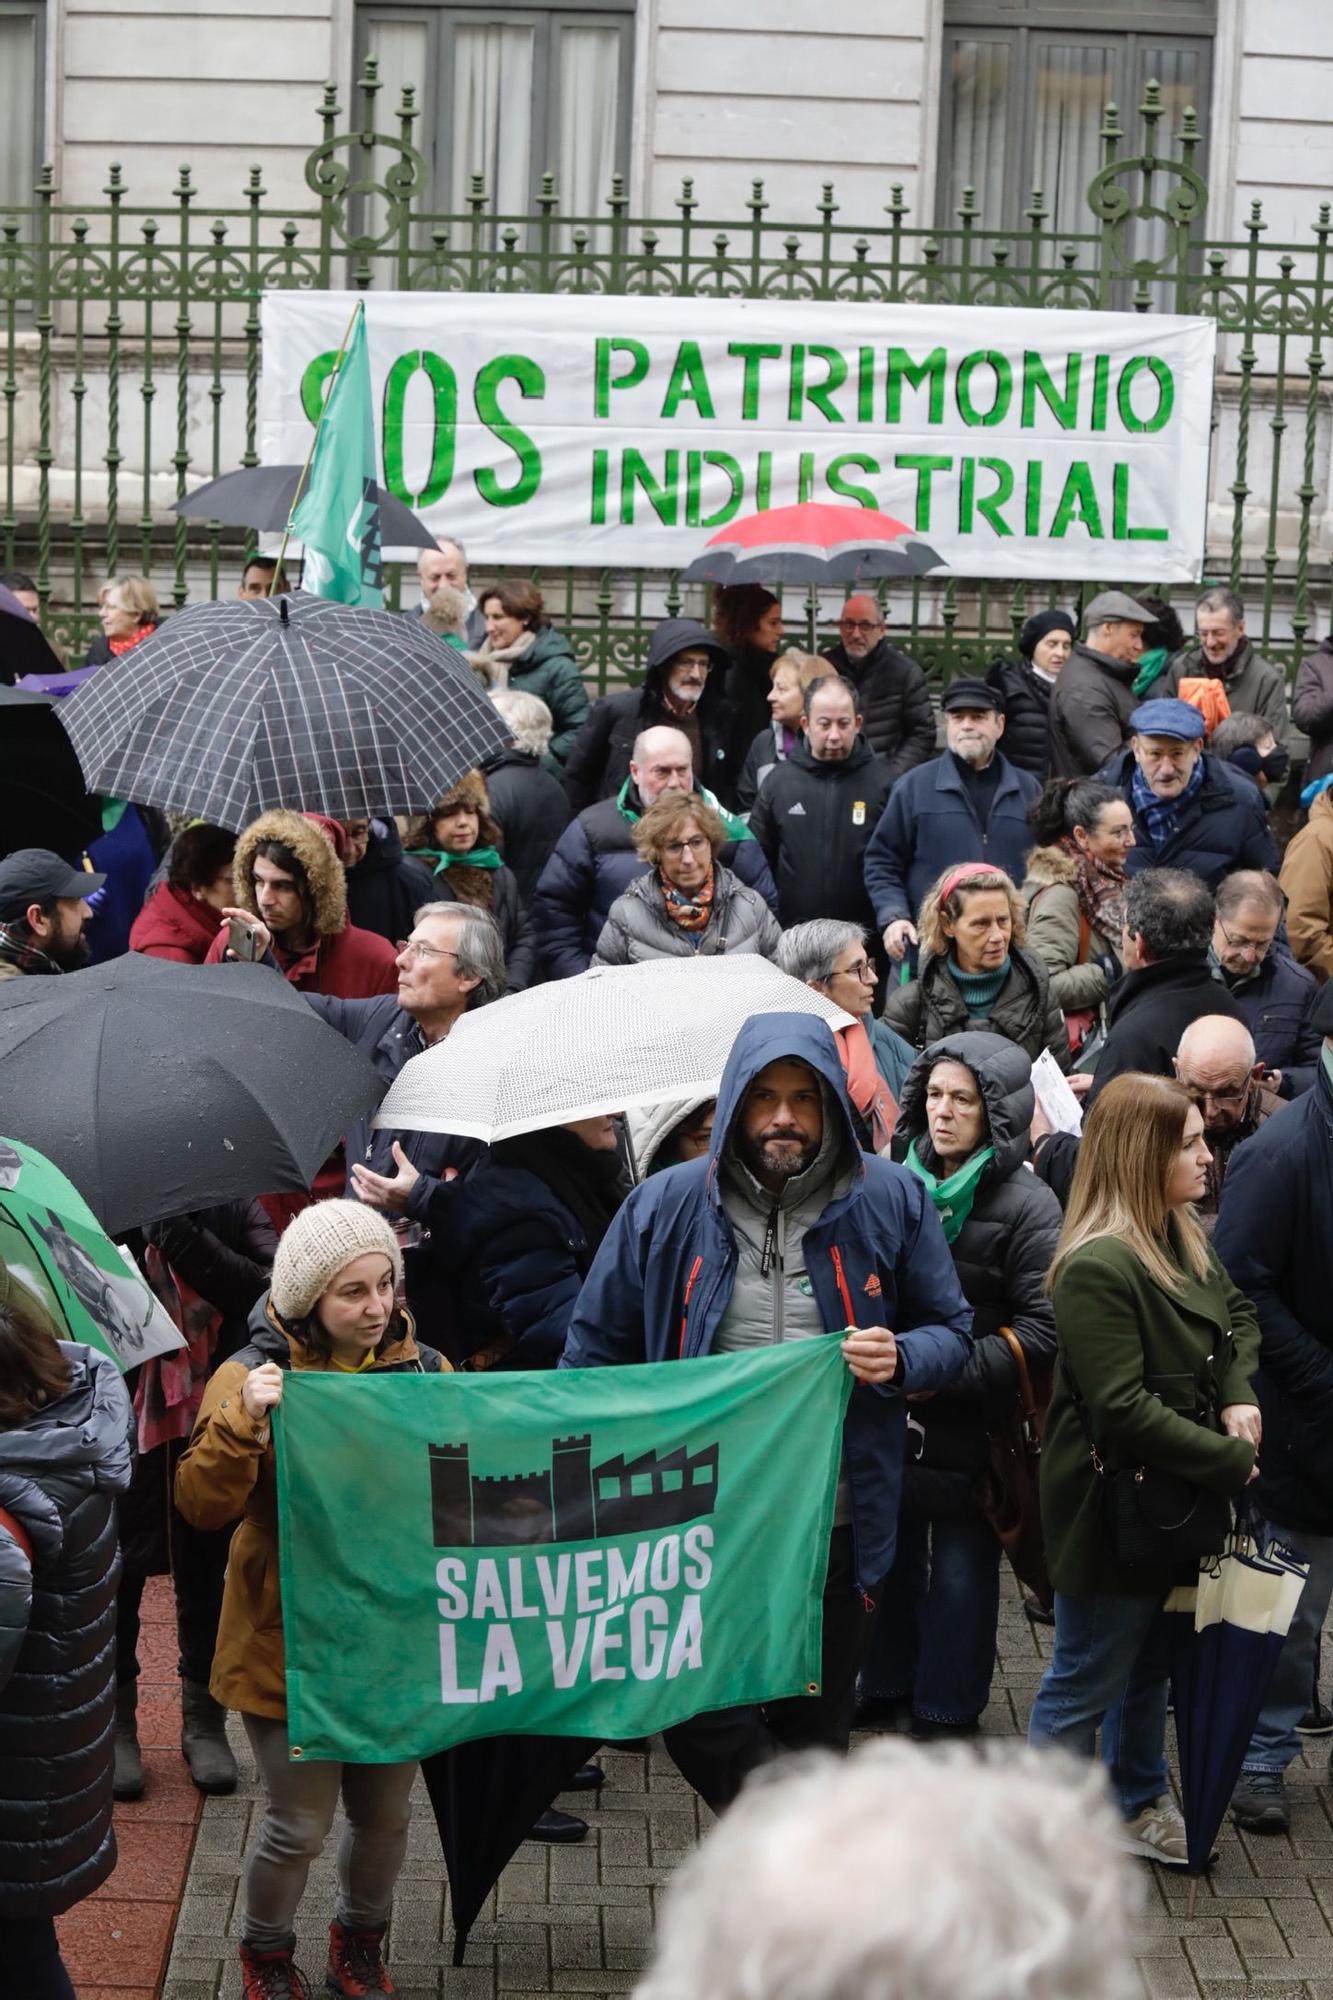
2, 67, 1331, 687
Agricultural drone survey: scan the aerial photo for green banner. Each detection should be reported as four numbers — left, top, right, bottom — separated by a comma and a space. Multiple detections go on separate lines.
274, 1338, 852, 1762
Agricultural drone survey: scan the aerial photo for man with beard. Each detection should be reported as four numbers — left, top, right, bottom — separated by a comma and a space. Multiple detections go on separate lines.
0, 847, 104, 977
561, 617, 732, 812
563, 1013, 972, 1809
865, 680, 1040, 965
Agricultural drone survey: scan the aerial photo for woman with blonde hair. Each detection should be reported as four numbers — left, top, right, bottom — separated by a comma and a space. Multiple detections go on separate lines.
1028, 1072, 1262, 1867
735, 649, 825, 812
593, 790, 780, 964
82, 575, 161, 667
883, 862, 1066, 1063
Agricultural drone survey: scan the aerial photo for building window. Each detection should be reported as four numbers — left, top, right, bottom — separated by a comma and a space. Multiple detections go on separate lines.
0, 1, 43, 209
356, 1, 633, 218
938, 0, 1215, 235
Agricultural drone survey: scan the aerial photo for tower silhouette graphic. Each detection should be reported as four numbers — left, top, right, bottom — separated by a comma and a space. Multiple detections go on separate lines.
427, 1433, 719, 1549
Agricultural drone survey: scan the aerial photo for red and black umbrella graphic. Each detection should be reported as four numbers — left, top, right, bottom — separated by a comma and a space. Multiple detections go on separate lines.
680, 502, 943, 585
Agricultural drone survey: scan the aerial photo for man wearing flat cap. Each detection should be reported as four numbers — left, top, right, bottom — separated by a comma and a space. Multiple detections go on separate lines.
1100, 697, 1277, 890
0, 847, 105, 978
1048, 589, 1155, 777
864, 678, 1040, 964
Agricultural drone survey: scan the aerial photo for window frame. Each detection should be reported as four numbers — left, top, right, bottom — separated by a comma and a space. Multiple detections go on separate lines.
937, 0, 1216, 234
0, 0, 46, 211
355, 0, 635, 217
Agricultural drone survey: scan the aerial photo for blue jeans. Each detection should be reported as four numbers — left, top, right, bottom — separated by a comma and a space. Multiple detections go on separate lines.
1028, 1590, 1171, 1818
1243, 1524, 1333, 1775
862, 1513, 1002, 1725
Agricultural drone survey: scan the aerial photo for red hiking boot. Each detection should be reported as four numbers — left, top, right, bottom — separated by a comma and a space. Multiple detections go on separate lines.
239, 1941, 312, 1999
326, 1920, 396, 1996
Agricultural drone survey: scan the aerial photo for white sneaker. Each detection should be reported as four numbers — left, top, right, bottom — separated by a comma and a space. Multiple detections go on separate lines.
1120, 1796, 1189, 1867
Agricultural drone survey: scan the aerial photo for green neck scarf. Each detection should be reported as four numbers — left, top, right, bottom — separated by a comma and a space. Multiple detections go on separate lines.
409, 845, 504, 876
904, 1138, 995, 1245
1322, 1044, 1333, 1097
1132, 645, 1170, 697
615, 777, 752, 847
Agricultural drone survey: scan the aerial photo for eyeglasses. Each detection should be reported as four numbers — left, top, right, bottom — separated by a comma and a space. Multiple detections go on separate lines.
663, 836, 711, 858
830, 958, 876, 983
1215, 918, 1275, 961
1181, 1082, 1250, 1107
396, 939, 461, 963
840, 618, 883, 634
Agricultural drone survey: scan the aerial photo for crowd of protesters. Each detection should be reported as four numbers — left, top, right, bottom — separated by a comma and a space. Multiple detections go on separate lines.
6, 545, 1333, 2000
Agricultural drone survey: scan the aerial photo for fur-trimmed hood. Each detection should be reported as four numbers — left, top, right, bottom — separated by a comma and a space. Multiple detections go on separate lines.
1022, 843, 1079, 891
405, 768, 501, 852
232, 809, 346, 937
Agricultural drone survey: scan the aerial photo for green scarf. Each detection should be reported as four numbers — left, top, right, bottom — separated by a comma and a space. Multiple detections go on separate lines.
408, 845, 504, 876
1322, 1044, 1333, 1097
615, 778, 752, 846
1132, 645, 1170, 698
904, 1139, 995, 1245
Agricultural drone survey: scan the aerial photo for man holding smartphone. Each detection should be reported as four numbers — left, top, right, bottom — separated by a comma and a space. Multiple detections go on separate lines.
206, 810, 397, 998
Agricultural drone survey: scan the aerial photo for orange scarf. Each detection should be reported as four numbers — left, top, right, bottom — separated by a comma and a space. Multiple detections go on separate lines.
836, 1022, 899, 1154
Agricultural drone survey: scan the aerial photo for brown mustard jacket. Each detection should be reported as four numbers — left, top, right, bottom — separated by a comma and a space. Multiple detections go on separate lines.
1280, 790, 1333, 984
174, 1299, 448, 1718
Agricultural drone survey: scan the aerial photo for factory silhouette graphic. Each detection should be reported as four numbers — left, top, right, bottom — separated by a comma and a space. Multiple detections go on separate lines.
428, 1433, 720, 1549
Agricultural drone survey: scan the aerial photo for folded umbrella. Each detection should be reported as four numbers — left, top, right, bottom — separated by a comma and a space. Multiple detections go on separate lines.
0, 955, 381, 1234
55, 591, 514, 833
1167, 1512, 1310, 1914
173, 464, 438, 550
0, 1133, 184, 1371
421, 1734, 598, 1965
373, 957, 854, 1143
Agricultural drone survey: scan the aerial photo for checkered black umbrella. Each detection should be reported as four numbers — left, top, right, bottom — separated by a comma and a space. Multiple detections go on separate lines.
56, 592, 513, 833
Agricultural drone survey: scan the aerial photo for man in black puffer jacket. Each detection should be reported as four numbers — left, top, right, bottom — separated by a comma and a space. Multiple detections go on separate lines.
819, 595, 936, 782
858, 1032, 1062, 1736
0, 1313, 132, 1995
748, 674, 891, 934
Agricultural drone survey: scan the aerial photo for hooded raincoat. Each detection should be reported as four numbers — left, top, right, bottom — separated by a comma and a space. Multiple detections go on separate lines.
561, 1012, 974, 1589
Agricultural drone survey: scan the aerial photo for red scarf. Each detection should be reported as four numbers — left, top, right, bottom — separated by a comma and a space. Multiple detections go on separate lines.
108, 622, 155, 657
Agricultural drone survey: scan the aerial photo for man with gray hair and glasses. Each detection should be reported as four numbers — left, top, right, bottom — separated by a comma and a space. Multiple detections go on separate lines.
1211, 869, 1320, 1096
1144, 586, 1290, 743
1049, 588, 1155, 778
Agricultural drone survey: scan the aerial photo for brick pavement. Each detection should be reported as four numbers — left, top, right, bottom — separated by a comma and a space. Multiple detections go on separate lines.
150, 1576, 1333, 2000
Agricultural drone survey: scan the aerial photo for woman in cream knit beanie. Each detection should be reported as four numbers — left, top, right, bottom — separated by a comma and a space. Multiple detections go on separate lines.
269, 1200, 403, 1325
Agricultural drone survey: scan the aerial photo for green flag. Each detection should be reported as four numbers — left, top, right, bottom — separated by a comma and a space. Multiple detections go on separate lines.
290, 303, 383, 607
274, 1338, 852, 1761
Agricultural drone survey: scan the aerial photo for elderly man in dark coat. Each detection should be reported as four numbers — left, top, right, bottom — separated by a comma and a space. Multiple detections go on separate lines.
1099, 699, 1277, 891
1048, 590, 1153, 777
561, 618, 733, 812
818, 595, 936, 781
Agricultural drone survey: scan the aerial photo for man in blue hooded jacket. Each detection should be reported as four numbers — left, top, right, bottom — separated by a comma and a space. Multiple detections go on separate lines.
562, 1012, 973, 1807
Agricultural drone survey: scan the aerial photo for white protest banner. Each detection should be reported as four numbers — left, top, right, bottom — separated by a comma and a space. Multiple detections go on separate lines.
261, 292, 1216, 581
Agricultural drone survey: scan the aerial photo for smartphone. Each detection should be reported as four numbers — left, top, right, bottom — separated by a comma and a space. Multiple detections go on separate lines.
227, 915, 262, 961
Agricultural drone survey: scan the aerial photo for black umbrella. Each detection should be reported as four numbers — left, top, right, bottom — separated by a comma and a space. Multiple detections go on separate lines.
174, 466, 438, 550
0, 585, 65, 686
55, 592, 514, 834
0, 687, 103, 862
0, 955, 381, 1233
421, 1733, 598, 1964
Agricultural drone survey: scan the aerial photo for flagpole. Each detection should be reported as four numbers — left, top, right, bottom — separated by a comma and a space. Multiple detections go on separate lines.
269, 297, 365, 595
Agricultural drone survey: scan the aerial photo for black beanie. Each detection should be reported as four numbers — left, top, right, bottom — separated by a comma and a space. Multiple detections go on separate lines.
1018, 608, 1077, 660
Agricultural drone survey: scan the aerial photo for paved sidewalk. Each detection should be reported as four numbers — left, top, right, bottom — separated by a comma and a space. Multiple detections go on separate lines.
155, 1578, 1333, 2000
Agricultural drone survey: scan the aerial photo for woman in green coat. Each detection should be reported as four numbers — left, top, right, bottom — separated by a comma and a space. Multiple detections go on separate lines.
1028, 1072, 1261, 1867
472, 579, 590, 765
